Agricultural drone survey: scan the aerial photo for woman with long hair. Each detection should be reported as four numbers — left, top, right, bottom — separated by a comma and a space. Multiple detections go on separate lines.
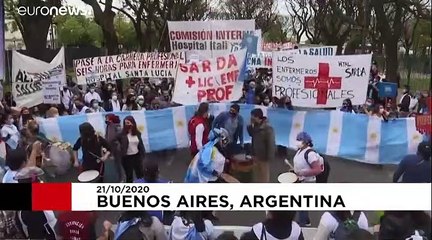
122, 94, 139, 111
188, 102, 210, 157
73, 123, 111, 182
19, 107, 34, 130
278, 96, 294, 110
118, 116, 146, 183
340, 98, 355, 113
370, 104, 389, 121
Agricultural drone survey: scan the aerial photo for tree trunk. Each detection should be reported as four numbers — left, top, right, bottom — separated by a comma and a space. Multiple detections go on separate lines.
384, 38, 399, 83
98, 10, 118, 55
21, 17, 52, 60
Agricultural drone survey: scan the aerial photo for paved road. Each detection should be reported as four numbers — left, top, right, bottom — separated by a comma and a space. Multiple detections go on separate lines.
47, 146, 398, 235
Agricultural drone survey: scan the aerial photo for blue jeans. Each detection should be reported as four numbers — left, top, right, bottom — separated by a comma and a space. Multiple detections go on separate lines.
298, 211, 310, 226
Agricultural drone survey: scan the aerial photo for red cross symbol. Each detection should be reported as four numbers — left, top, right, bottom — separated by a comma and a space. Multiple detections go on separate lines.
304, 63, 342, 105
185, 76, 196, 88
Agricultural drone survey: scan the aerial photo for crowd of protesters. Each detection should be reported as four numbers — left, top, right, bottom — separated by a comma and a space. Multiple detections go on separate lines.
0, 59, 431, 240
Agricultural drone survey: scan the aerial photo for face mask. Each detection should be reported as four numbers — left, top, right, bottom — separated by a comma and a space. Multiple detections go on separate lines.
107, 86, 112, 91
105, 121, 110, 125
366, 102, 372, 106
8, 119, 14, 124
295, 140, 303, 149
90, 89, 95, 93
125, 125, 132, 130
379, 109, 384, 114
112, 95, 118, 101
92, 103, 99, 108
403, 89, 408, 94
264, 100, 270, 104
138, 100, 144, 105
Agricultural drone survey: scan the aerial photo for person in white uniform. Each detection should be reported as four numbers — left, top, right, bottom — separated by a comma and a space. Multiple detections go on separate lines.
314, 211, 369, 240
292, 132, 323, 227
84, 85, 102, 105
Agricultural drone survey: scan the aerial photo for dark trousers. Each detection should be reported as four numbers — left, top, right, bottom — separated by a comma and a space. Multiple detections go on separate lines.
122, 153, 143, 183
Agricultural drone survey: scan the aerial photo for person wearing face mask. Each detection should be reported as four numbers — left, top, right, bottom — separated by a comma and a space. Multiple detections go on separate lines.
61, 85, 72, 112
212, 104, 244, 156
339, 98, 356, 113
90, 99, 105, 113
247, 109, 275, 183
398, 85, 412, 117
292, 132, 326, 227
105, 114, 124, 182
188, 103, 211, 157
106, 92, 123, 112
136, 95, 146, 111
371, 104, 389, 121
117, 116, 146, 183
122, 94, 139, 111
101, 83, 114, 103
1, 113, 20, 151
84, 84, 102, 105
361, 98, 374, 115
19, 108, 34, 130
73, 99, 90, 115
246, 80, 257, 104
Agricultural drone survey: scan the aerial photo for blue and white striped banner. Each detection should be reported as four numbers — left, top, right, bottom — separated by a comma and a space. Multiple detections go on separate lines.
39, 104, 425, 164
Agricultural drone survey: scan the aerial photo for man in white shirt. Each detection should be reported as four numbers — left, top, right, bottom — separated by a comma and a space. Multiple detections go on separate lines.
84, 85, 102, 105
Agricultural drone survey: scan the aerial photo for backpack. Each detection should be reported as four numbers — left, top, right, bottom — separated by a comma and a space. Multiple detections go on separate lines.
0, 211, 25, 239
304, 149, 330, 183
330, 211, 361, 240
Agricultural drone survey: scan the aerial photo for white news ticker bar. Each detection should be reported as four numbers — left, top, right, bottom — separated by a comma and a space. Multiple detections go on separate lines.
71, 183, 432, 211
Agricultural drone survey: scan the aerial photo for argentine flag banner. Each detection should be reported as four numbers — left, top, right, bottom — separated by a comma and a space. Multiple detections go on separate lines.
37, 104, 425, 164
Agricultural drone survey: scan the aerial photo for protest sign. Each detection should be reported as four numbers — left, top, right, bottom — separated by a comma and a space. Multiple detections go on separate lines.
377, 82, 398, 98
296, 46, 337, 56
172, 49, 247, 105
416, 114, 431, 135
74, 52, 185, 85
262, 42, 295, 51
12, 47, 65, 107
248, 51, 272, 68
272, 52, 372, 108
167, 20, 255, 58
42, 64, 63, 104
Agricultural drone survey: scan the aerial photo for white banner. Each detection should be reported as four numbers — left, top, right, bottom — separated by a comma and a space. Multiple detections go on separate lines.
74, 52, 185, 85
71, 183, 432, 211
272, 53, 372, 108
167, 20, 255, 58
248, 51, 272, 68
284, 46, 337, 56
12, 47, 65, 108
172, 49, 247, 105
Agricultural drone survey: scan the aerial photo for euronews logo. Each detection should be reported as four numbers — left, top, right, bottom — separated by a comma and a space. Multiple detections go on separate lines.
17, 5, 87, 16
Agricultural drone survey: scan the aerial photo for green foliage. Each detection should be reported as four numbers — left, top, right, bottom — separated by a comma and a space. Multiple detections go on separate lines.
263, 16, 289, 42
115, 14, 138, 50
412, 19, 431, 54
54, 15, 103, 47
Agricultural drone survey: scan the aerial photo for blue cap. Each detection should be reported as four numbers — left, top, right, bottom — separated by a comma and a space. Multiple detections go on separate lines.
296, 132, 312, 143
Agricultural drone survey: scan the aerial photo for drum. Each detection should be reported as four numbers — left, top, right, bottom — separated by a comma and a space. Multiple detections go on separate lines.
278, 172, 299, 183
229, 154, 255, 183
78, 170, 100, 183
43, 144, 73, 176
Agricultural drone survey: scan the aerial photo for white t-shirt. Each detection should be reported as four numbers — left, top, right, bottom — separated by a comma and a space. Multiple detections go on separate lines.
2, 169, 18, 183
293, 147, 320, 182
169, 216, 216, 240
313, 211, 369, 240
84, 92, 101, 104
1, 124, 20, 150
126, 134, 139, 155
111, 100, 121, 112
195, 124, 205, 150
252, 222, 302, 240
